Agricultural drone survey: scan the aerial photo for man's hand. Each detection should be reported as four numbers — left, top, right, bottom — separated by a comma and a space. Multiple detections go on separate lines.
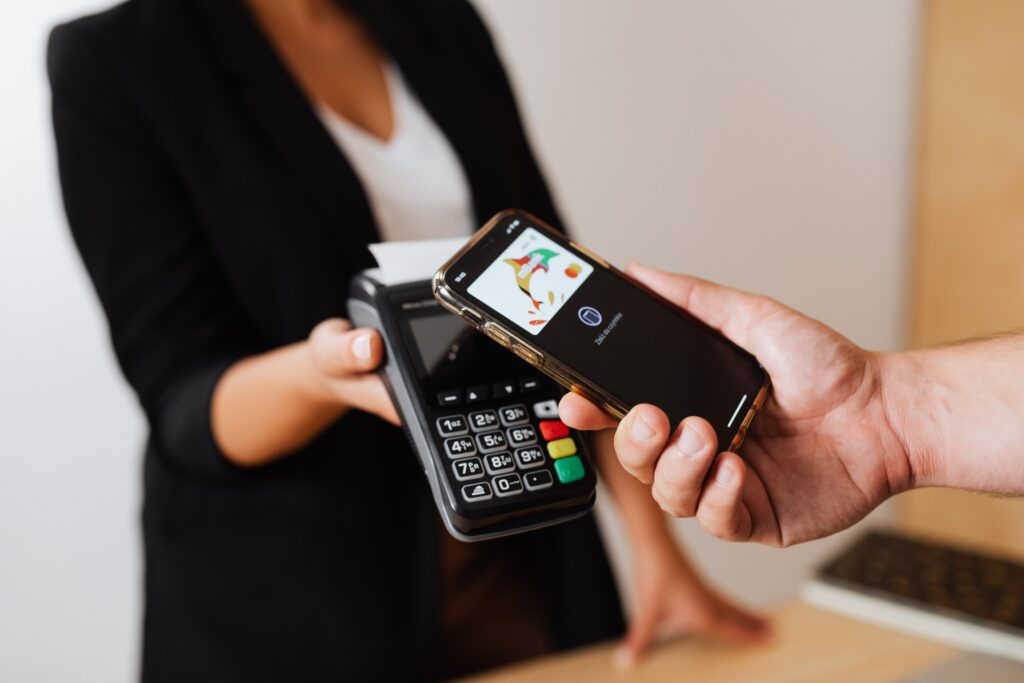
559, 264, 912, 547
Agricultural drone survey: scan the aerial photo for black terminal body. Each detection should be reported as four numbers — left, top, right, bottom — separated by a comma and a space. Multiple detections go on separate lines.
348, 272, 597, 541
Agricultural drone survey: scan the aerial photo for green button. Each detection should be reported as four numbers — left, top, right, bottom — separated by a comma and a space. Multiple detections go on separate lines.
554, 456, 585, 484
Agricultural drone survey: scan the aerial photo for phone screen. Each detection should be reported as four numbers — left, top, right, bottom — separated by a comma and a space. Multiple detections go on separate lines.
445, 213, 766, 445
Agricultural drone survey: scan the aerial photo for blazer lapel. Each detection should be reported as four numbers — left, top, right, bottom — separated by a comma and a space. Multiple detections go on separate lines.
188, 0, 381, 272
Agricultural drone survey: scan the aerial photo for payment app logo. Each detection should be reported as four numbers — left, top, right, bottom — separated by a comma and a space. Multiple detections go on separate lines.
578, 306, 603, 327
468, 227, 593, 335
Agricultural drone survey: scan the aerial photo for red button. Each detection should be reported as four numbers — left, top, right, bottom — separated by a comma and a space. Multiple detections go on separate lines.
539, 420, 569, 441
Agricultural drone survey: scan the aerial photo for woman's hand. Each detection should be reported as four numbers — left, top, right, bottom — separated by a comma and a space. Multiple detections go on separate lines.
212, 317, 398, 466
616, 540, 770, 668
587, 431, 768, 667
307, 318, 399, 425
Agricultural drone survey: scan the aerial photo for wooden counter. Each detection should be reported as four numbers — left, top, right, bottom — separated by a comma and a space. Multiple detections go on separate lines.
458, 602, 956, 683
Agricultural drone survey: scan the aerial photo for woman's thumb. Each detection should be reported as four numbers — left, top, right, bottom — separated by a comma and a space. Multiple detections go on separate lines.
309, 319, 383, 377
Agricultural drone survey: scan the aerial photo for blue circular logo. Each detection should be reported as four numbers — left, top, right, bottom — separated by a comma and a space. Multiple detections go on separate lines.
578, 306, 603, 327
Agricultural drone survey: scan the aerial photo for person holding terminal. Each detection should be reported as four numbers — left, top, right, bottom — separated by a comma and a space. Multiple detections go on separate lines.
50, 0, 765, 678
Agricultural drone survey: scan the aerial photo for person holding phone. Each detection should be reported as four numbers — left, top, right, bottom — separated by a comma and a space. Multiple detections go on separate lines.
50, 0, 766, 679
561, 264, 1024, 548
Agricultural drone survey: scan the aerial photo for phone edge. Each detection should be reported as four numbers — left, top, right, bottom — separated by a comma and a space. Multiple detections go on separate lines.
434, 209, 770, 451
433, 211, 632, 421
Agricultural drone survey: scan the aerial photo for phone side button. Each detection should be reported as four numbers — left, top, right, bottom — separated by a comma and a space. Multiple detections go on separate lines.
460, 308, 484, 325
511, 343, 541, 366
482, 322, 511, 348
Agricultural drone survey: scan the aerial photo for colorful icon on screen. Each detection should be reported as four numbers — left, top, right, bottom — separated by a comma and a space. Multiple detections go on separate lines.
504, 248, 557, 310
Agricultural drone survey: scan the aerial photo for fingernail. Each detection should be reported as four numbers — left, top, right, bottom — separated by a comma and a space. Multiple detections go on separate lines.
352, 333, 372, 362
715, 461, 736, 486
630, 414, 655, 443
675, 425, 704, 457
613, 647, 634, 670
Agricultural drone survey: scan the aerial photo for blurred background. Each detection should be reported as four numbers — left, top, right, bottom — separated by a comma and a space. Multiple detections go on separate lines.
2, 0, 1022, 680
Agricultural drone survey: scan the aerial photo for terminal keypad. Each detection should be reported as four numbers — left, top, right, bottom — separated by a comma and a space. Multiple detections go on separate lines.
434, 389, 587, 505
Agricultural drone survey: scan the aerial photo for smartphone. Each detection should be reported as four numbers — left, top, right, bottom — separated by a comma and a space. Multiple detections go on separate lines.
433, 210, 770, 452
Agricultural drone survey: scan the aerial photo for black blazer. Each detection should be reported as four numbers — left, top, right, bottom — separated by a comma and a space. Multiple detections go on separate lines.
49, 0, 623, 680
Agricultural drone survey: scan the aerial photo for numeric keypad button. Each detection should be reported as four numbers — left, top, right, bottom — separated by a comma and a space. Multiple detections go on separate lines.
507, 424, 537, 447
519, 378, 541, 393
436, 415, 468, 437
437, 390, 462, 408
475, 430, 507, 454
493, 382, 516, 398
462, 481, 493, 503
515, 446, 545, 469
465, 385, 488, 404
538, 420, 569, 441
493, 473, 524, 497
484, 452, 515, 475
533, 399, 559, 419
444, 436, 476, 459
546, 437, 577, 459
498, 404, 529, 426
469, 409, 500, 433
451, 457, 484, 481
524, 470, 554, 491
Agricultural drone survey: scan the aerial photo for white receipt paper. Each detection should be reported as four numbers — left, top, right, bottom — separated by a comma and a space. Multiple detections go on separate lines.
367, 237, 469, 286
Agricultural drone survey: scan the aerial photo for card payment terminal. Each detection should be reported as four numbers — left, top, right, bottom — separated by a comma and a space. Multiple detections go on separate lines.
348, 272, 597, 541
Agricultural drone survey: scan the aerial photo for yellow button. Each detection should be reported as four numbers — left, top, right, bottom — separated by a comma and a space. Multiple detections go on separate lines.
546, 437, 577, 459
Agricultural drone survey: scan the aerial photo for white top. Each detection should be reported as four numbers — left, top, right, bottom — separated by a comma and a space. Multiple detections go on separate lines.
316, 63, 475, 243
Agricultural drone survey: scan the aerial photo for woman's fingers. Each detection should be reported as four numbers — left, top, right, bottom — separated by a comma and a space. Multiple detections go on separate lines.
558, 392, 618, 431
614, 609, 658, 670
692, 598, 770, 647
612, 405, 671, 484
695, 452, 753, 541
344, 374, 401, 425
309, 318, 385, 377
649, 416, 718, 515
706, 601, 771, 644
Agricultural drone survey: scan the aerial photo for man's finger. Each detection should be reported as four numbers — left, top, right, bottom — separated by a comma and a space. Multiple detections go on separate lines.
558, 392, 618, 431
649, 416, 718, 515
695, 453, 753, 541
612, 405, 671, 484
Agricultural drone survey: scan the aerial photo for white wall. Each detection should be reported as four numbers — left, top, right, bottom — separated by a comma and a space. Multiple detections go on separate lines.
475, 0, 918, 611
1, 2, 145, 682
0, 1, 917, 681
